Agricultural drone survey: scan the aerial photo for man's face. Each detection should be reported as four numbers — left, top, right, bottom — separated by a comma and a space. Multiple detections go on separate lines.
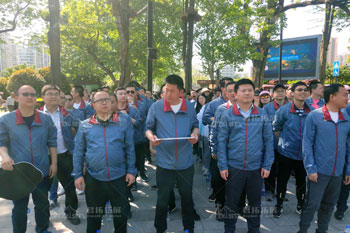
139, 89, 145, 96
273, 88, 286, 101
16, 86, 37, 109
314, 83, 324, 98
71, 88, 80, 99
286, 88, 293, 99
190, 91, 197, 99
236, 84, 254, 104
164, 83, 183, 105
110, 95, 117, 111
126, 86, 136, 102
59, 92, 66, 106
293, 85, 309, 102
42, 89, 60, 107
332, 87, 348, 109
64, 95, 73, 109
226, 84, 235, 103
92, 92, 111, 114
116, 90, 127, 103
145, 91, 152, 99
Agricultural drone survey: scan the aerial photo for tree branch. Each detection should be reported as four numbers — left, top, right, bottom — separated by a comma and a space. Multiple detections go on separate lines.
133, 4, 148, 18
0, 1, 31, 34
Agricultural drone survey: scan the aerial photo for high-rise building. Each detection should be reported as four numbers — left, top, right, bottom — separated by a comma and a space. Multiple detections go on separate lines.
338, 53, 349, 66
327, 37, 338, 65
0, 33, 50, 72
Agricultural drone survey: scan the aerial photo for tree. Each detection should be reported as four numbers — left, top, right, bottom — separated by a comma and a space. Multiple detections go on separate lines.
224, 0, 350, 88
319, 3, 350, 83
0, 0, 37, 34
326, 64, 350, 84
7, 68, 45, 93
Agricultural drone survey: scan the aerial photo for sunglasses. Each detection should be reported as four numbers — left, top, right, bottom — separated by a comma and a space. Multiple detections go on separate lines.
93, 98, 111, 104
295, 88, 308, 92
21, 92, 36, 97
260, 95, 270, 99
126, 90, 135, 94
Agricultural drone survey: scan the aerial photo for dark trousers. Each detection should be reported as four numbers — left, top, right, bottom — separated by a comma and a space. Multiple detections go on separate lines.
264, 150, 278, 194
336, 182, 350, 212
224, 167, 263, 233
56, 151, 78, 216
155, 166, 194, 232
299, 174, 342, 233
12, 176, 51, 233
210, 157, 226, 206
85, 172, 129, 233
276, 154, 306, 207
135, 143, 145, 174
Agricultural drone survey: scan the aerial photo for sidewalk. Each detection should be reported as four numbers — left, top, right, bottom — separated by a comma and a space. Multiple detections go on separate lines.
1, 158, 350, 233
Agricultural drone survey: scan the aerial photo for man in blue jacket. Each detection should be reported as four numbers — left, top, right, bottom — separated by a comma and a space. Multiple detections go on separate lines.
272, 81, 311, 217
298, 84, 350, 233
145, 74, 199, 233
40, 84, 80, 225
74, 91, 137, 233
305, 80, 325, 110
217, 79, 274, 233
71, 85, 95, 120
0, 85, 58, 233
263, 84, 287, 202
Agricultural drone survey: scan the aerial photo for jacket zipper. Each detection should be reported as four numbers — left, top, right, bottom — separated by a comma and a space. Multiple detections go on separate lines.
332, 123, 338, 176
28, 127, 34, 164
298, 116, 301, 160
174, 114, 178, 170
104, 127, 110, 181
243, 118, 248, 170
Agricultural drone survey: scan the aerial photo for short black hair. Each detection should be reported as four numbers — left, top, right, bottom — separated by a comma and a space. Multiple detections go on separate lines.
92, 91, 109, 102
73, 85, 84, 97
41, 84, 61, 96
219, 77, 234, 88
109, 92, 117, 101
234, 79, 255, 93
225, 81, 236, 89
273, 84, 286, 92
165, 74, 184, 91
309, 80, 322, 94
291, 82, 308, 92
125, 83, 137, 90
214, 87, 221, 93
101, 86, 110, 90
324, 84, 344, 103
127, 80, 141, 89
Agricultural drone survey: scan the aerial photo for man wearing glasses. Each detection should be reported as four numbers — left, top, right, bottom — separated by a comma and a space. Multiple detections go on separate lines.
74, 91, 136, 233
39, 85, 81, 225
272, 82, 311, 218
0, 85, 58, 233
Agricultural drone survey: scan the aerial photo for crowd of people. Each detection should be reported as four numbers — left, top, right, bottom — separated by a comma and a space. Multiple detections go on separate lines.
0, 76, 350, 233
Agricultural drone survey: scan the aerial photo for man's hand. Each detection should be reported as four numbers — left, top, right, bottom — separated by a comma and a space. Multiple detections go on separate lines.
120, 110, 128, 115
308, 173, 318, 183
49, 163, 57, 179
131, 118, 136, 125
344, 175, 350, 185
126, 174, 135, 186
75, 176, 85, 191
220, 170, 228, 181
212, 154, 217, 160
149, 135, 161, 146
188, 133, 198, 145
1, 153, 14, 171
210, 117, 214, 122
261, 168, 270, 178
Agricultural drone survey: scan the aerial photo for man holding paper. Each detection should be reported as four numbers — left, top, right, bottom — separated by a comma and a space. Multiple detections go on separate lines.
145, 74, 199, 233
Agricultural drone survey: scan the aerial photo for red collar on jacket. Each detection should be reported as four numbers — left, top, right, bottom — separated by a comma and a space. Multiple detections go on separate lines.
232, 103, 259, 116
289, 101, 311, 114
322, 105, 345, 121
16, 109, 42, 125
79, 100, 85, 109
89, 113, 119, 124
164, 97, 187, 112
273, 100, 287, 110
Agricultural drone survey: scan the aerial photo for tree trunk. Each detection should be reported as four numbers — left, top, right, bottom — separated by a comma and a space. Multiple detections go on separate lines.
319, 3, 335, 84
182, 0, 189, 85
252, 42, 270, 88
185, 0, 195, 91
47, 0, 61, 85
110, 0, 131, 87
208, 64, 215, 81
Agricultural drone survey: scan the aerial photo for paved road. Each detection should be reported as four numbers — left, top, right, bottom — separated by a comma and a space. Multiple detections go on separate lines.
1, 159, 350, 233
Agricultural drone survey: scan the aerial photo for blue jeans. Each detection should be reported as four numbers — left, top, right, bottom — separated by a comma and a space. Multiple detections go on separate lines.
12, 176, 52, 233
49, 176, 58, 201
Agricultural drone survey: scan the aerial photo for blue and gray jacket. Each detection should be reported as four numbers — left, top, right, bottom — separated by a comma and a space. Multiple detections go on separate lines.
305, 96, 325, 110
145, 98, 199, 170
273, 101, 311, 161
0, 109, 57, 176
73, 113, 137, 181
303, 106, 350, 176
217, 103, 274, 171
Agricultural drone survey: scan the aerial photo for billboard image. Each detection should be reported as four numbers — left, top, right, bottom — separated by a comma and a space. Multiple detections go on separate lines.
264, 35, 321, 80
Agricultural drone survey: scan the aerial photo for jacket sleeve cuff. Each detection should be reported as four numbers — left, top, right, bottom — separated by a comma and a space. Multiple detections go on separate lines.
127, 168, 138, 176
305, 165, 317, 176
74, 172, 83, 180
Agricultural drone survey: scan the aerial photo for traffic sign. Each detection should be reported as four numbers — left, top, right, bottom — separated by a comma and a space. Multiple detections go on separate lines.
333, 61, 339, 77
